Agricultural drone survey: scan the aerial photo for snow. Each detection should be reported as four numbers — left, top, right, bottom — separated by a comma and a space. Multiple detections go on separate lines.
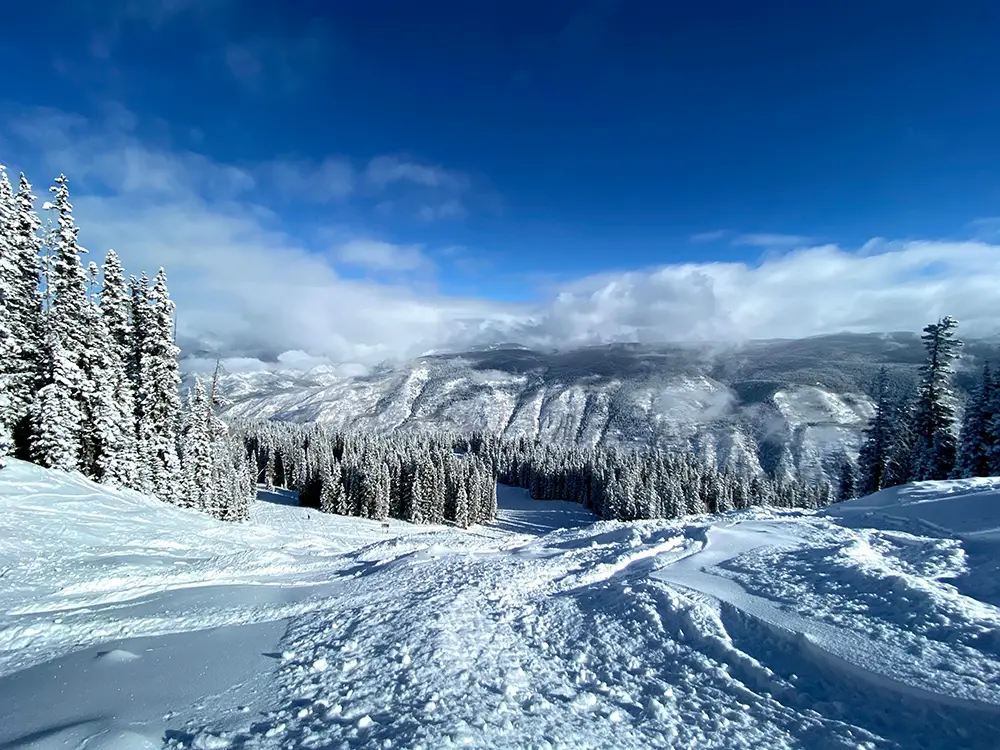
3, 460, 1000, 748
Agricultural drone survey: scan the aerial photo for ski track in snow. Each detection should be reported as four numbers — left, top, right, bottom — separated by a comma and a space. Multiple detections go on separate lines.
2, 462, 1000, 748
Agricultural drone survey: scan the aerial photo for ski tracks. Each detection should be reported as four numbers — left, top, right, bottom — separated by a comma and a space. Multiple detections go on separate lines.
174, 513, 946, 750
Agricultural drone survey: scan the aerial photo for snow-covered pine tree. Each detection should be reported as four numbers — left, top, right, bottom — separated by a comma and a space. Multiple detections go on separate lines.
180, 377, 213, 512
264, 449, 276, 490
911, 317, 962, 480
857, 367, 893, 495
373, 460, 391, 520
31, 175, 92, 468
984, 372, 1000, 475
836, 458, 857, 502
953, 362, 996, 478
45, 175, 89, 357
0, 167, 18, 448
77, 297, 132, 485
480, 459, 498, 522
0, 378, 12, 469
137, 268, 182, 504
3, 174, 43, 457
30, 334, 82, 471
453, 465, 470, 528
319, 459, 346, 515
97, 250, 138, 487
214, 427, 253, 521
129, 272, 151, 489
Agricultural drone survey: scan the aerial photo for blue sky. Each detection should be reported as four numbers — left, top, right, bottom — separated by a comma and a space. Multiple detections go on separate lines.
2, 1, 1000, 365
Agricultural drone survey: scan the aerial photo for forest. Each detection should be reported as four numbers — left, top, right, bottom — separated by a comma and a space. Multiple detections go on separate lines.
0, 166, 254, 520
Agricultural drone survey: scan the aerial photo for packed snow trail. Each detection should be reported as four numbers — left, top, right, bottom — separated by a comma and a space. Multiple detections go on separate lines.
2, 461, 1000, 748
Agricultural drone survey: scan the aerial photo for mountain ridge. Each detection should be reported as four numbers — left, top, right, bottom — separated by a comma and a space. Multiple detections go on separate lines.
211, 333, 1000, 484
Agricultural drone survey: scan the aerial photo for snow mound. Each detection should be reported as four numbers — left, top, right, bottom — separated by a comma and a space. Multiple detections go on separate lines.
95, 649, 141, 663
827, 476, 1000, 537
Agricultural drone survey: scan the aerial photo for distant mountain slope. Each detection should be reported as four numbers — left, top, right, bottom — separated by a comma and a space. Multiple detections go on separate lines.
213, 333, 1000, 482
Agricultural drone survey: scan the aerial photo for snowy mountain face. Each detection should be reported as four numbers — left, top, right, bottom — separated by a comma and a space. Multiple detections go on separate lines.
4, 460, 1000, 748
212, 333, 1000, 482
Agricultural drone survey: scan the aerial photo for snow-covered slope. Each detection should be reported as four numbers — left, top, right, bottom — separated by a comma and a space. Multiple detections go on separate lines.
211, 334, 1000, 482
3, 460, 1000, 748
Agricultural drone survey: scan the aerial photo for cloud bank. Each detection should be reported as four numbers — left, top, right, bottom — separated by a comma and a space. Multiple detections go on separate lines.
5, 106, 1000, 373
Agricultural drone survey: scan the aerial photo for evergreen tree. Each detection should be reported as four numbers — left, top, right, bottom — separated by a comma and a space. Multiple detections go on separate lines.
78, 301, 130, 484
129, 272, 151, 483
46, 175, 90, 357
96, 251, 139, 487
884, 395, 917, 487
29, 176, 91, 468
954, 362, 996, 478
454, 473, 470, 528
137, 269, 182, 503
910, 316, 962, 480
0, 167, 18, 445
0, 378, 12, 469
180, 378, 213, 511
373, 460, 391, 520
836, 458, 857, 502
857, 367, 892, 495
30, 335, 82, 471
5, 174, 43, 457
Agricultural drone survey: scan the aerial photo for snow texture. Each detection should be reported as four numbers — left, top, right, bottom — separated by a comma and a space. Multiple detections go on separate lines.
2, 459, 1000, 748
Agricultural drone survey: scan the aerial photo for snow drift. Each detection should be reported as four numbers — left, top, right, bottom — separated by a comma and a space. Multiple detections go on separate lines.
2, 459, 1000, 749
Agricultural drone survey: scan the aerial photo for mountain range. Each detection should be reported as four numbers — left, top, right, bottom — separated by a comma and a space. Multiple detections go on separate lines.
212, 332, 1000, 484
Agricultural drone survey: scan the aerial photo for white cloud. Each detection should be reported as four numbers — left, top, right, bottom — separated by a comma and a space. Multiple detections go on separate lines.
260, 157, 354, 202
6, 106, 1000, 371
7, 105, 255, 200
334, 239, 430, 273
506, 242, 1000, 348
733, 233, 813, 248
363, 155, 473, 220
364, 156, 469, 191
417, 200, 467, 221
690, 229, 729, 243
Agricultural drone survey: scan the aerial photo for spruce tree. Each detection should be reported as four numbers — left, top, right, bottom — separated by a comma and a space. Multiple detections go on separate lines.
34, 175, 91, 469
954, 363, 995, 478
857, 367, 892, 495
0, 378, 12, 469
46, 175, 90, 357
454, 474, 470, 528
6, 174, 43, 456
129, 272, 151, 477
373, 460, 391, 520
911, 317, 962, 480
98, 250, 139, 487
137, 268, 182, 503
884, 395, 917, 487
836, 459, 857, 502
30, 335, 82, 471
180, 377, 213, 511
78, 301, 129, 484
0, 167, 18, 445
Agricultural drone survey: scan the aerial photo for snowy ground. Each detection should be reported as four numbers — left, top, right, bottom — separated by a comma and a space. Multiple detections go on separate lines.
2, 462, 1000, 748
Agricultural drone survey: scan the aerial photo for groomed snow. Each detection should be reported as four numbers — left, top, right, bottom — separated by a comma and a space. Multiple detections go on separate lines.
2, 459, 1000, 748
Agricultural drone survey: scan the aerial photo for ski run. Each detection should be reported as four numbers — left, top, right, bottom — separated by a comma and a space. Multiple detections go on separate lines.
2, 459, 1000, 749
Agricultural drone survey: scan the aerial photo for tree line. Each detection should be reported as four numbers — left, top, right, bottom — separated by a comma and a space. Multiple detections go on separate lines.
238, 420, 834, 526
0, 165, 253, 520
242, 422, 498, 527
854, 315, 1000, 496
